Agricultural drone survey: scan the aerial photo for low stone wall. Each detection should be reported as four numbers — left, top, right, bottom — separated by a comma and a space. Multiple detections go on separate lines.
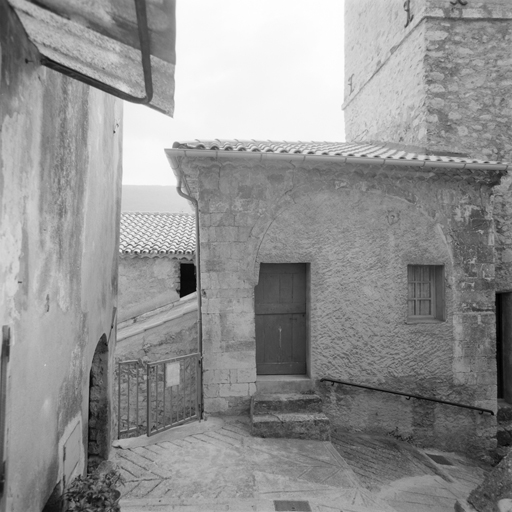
114, 295, 199, 438
116, 296, 198, 364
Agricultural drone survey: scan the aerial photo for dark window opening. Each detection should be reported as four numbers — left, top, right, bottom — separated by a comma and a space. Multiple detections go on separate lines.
180, 263, 196, 298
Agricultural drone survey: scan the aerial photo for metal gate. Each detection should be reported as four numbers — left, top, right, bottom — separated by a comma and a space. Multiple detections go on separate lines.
117, 353, 201, 439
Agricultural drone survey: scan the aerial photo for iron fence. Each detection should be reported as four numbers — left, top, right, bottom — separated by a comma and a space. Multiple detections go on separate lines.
116, 353, 201, 439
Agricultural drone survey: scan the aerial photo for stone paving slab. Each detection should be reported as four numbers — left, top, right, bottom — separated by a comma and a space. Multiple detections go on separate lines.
113, 416, 488, 512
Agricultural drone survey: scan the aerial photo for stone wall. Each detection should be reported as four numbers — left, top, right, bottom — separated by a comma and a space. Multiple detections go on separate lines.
344, 19, 427, 145
0, 3, 122, 510
116, 298, 198, 363
118, 256, 181, 322
178, 153, 500, 454
344, 0, 512, 155
343, 0, 428, 144
344, 0, 512, 292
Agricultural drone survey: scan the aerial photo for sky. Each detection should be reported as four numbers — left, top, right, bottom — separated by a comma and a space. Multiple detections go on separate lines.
122, 1, 345, 186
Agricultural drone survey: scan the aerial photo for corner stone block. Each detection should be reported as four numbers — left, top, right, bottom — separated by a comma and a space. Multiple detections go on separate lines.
203, 383, 220, 399
203, 369, 215, 385
209, 213, 235, 227
211, 226, 239, 242
216, 272, 247, 290
236, 367, 256, 383
202, 259, 232, 272
219, 383, 249, 397
204, 397, 230, 414
207, 351, 256, 370
213, 369, 231, 384
220, 314, 255, 340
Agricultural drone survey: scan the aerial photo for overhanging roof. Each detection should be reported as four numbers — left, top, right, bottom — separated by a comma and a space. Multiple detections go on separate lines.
8, 0, 176, 115
168, 139, 510, 171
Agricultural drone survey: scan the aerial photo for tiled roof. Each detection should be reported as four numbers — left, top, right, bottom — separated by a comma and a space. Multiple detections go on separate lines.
119, 212, 195, 259
172, 139, 508, 167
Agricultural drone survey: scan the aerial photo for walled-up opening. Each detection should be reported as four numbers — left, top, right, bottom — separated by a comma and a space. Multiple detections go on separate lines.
180, 263, 196, 298
497, 292, 512, 403
87, 334, 109, 473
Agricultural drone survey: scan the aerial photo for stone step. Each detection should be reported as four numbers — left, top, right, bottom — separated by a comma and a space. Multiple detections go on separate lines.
251, 412, 331, 441
497, 422, 512, 446
497, 401, 512, 423
120, 497, 394, 512
255, 375, 313, 394
251, 393, 323, 415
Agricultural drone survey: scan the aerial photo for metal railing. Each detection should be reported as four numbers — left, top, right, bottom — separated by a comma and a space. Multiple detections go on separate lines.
117, 353, 201, 439
147, 353, 201, 436
320, 377, 494, 416
117, 359, 146, 439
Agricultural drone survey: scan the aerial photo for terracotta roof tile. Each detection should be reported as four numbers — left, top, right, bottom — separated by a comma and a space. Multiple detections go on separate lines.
119, 212, 195, 259
172, 139, 506, 166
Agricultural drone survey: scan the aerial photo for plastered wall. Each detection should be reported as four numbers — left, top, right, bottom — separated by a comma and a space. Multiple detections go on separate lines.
0, 3, 122, 510
179, 154, 500, 454
118, 257, 181, 322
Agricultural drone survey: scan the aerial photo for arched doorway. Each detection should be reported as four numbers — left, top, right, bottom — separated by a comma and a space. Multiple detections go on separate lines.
88, 334, 109, 472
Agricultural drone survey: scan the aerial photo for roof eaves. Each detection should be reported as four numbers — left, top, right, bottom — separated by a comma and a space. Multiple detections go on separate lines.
165, 148, 510, 173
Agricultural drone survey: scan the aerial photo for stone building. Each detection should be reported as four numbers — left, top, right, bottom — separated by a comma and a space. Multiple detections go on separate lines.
0, 1, 175, 510
166, 139, 507, 455
344, 1, 512, 409
116, 212, 197, 363
118, 212, 196, 323
0, 5, 122, 509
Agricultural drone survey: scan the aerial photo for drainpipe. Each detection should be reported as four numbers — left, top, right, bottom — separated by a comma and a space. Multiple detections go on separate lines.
175, 175, 204, 420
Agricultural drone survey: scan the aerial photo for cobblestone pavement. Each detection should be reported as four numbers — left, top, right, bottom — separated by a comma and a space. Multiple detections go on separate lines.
111, 416, 488, 512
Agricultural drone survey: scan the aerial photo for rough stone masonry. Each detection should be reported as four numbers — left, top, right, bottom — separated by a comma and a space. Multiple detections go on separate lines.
168, 143, 504, 456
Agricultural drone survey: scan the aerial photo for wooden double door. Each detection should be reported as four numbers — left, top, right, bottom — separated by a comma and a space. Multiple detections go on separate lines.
255, 263, 307, 375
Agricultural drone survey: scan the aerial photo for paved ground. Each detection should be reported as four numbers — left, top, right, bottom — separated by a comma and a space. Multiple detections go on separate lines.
111, 416, 488, 512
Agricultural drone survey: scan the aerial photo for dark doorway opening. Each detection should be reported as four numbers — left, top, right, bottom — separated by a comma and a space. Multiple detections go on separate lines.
180, 263, 196, 298
88, 335, 109, 472
497, 292, 512, 403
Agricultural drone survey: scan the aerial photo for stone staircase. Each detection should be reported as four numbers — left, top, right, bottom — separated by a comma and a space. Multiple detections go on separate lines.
496, 400, 512, 460
251, 392, 331, 441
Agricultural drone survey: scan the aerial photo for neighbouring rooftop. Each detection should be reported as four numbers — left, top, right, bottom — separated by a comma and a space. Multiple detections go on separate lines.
119, 212, 195, 259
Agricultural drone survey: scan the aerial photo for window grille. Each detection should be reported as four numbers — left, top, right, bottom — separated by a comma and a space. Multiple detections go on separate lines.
407, 265, 445, 322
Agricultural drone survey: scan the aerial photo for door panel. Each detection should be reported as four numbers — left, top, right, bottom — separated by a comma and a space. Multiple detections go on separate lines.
255, 264, 307, 375
498, 292, 512, 403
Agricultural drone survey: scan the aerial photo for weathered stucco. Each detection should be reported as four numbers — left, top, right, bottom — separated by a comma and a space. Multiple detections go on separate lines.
176, 153, 500, 455
118, 257, 181, 322
0, 2, 122, 510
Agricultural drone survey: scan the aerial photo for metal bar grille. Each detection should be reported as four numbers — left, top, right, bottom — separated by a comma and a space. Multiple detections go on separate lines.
146, 353, 201, 437
117, 359, 146, 439
117, 353, 201, 439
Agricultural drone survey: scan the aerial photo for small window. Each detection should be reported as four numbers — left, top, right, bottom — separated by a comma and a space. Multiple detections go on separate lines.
407, 265, 445, 322
179, 263, 196, 298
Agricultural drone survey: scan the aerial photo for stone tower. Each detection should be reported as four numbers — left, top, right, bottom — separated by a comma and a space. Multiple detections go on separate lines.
343, 0, 512, 290
344, 0, 512, 161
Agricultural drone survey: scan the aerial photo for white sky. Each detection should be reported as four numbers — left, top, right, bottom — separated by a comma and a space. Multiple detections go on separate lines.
122, 0, 345, 186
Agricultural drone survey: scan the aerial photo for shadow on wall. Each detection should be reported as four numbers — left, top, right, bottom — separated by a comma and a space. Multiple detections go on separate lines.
88, 335, 110, 473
